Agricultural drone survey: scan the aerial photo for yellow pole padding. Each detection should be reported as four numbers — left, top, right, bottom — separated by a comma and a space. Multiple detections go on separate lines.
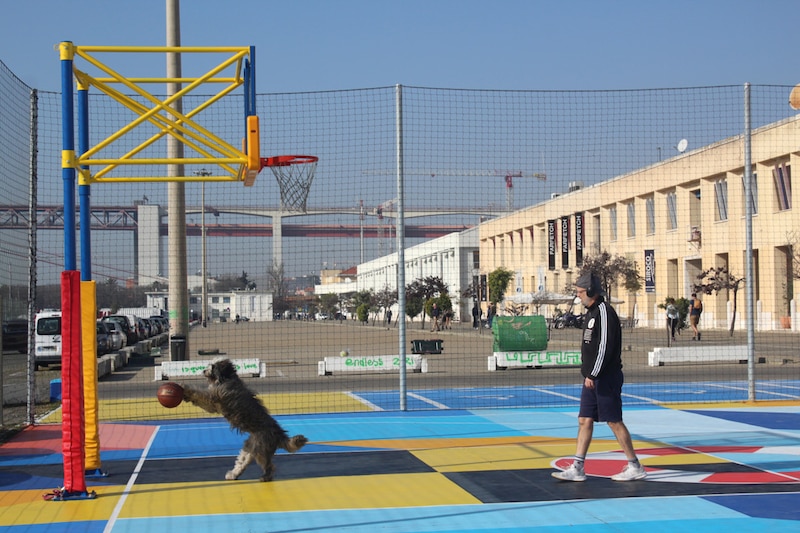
80, 281, 101, 471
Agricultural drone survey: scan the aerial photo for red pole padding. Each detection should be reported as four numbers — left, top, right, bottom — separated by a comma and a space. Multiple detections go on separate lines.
61, 270, 86, 493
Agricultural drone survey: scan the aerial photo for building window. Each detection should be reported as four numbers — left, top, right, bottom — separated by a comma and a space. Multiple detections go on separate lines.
773, 163, 792, 211
666, 191, 677, 230
627, 202, 636, 238
223, 297, 231, 304
212, 297, 219, 303
609, 206, 617, 241
742, 172, 758, 214
714, 178, 728, 221
645, 196, 655, 235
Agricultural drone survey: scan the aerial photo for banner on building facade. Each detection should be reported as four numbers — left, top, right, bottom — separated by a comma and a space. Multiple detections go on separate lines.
575, 212, 584, 266
561, 217, 570, 269
547, 219, 556, 270
644, 249, 655, 293
480, 274, 487, 301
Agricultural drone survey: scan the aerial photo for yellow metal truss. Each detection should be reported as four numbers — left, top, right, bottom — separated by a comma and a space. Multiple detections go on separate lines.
60, 43, 260, 186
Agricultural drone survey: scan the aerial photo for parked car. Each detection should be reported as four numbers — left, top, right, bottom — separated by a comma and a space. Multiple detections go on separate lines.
135, 317, 150, 339
34, 311, 62, 368
150, 316, 169, 333
103, 315, 138, 344
2, 318, 28, 354
150, 317, 166, 334
95, 321, 110, 355
102, 320, 125, 350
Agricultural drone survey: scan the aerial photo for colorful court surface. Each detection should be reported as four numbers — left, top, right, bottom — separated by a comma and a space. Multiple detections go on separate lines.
0, 398, 798, 532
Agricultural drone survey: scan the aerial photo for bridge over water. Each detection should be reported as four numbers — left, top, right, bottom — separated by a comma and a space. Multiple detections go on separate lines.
0, 204, 500, 284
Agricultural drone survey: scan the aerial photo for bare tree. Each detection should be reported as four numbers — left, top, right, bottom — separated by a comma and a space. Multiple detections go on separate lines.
579, 251, 642, 300
266, 262, 290, 316
406, 276, 448, 329
693, 267, 744, 337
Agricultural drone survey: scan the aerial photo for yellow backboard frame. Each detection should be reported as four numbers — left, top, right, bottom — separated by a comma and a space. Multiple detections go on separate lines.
60, 43, 260, 186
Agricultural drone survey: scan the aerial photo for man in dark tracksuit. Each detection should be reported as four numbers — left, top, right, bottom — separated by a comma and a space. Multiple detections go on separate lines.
552, 272, 647, 482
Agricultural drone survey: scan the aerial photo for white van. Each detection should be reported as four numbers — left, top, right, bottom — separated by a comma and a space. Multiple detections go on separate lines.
34, 310, 62, 368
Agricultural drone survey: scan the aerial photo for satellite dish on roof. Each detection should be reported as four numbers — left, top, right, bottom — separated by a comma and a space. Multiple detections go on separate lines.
676, 139, 688, 153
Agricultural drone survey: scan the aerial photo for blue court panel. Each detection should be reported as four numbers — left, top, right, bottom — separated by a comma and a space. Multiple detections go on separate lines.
687, 409, 800, 430
354, 381, 800, 411
105, 495, 795, 533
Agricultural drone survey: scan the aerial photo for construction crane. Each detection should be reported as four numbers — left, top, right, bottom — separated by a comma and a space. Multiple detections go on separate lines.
363, 166, 547, 211
498, 171, 547, 211
426, 170, 547, 211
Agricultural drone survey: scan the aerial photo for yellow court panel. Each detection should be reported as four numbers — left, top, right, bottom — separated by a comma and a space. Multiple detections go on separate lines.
120, 473, 480, 517
40, 391, 373, 423
0, 487, 123, 526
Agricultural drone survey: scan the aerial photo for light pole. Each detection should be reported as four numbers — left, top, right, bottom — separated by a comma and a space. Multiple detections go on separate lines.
194, 169, 211, 326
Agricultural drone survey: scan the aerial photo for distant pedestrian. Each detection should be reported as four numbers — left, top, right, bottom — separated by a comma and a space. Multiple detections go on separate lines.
665, 298, 679, 341
472, 304, 481, 329
386, 309, 393, 328
486, 304, 495, 328
689, 293, 703, 340
431, 303, 441, 332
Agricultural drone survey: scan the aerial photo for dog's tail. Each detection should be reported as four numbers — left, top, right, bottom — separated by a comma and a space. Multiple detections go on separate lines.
282, 434, 308, 453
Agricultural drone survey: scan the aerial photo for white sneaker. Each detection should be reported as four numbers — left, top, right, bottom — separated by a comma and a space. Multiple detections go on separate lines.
611, 464, 647, 481
552, 463, 586, 482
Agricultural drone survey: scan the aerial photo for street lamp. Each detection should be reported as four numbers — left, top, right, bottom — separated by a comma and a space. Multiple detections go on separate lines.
194, 169, 211, 326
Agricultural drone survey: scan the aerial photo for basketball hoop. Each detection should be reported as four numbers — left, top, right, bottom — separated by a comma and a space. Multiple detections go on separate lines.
260, 155, 318, 212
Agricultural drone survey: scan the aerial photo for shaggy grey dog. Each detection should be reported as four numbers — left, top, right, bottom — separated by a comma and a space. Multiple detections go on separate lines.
182, 358, 308, 481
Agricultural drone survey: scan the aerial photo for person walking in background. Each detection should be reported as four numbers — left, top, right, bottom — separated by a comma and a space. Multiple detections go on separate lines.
666, 297, 680, 341
472, 303, 481, 330
552, 272, 646, 483
486, 304, 495, 329
385, 308, 392, 329
689, 293, 703, 341
430, 302, 441, 332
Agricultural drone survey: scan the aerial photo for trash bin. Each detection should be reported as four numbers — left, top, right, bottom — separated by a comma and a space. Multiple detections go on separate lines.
411, 339, 444, 354
170, 334, 187, 361
49, 379, 62, 402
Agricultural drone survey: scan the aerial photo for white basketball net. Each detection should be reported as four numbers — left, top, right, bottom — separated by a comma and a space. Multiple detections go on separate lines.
269, 160, 317, 212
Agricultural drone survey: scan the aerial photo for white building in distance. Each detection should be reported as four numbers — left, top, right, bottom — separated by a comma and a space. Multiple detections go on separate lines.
316, 227, 479, 321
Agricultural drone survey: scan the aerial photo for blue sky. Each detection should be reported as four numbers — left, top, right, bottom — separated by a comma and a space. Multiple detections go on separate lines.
3, 0, 798, 285
1, 0, 797, 93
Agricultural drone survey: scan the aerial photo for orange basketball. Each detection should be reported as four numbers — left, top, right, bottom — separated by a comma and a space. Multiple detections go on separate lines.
157, 382, 184, 408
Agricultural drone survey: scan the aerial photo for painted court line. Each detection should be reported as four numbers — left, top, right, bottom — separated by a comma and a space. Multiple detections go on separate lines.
103, 426, 160, 533
408, 392, 449, 409
705, 382, 800, 400
620, 391, 663, 404
345, 391, 383, 411
528, 387, 582, 402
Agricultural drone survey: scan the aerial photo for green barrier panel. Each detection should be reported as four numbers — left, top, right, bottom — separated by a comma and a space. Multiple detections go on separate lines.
491, 315, 548, 352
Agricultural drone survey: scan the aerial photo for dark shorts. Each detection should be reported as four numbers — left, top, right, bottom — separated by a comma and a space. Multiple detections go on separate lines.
578, 370, 624, 422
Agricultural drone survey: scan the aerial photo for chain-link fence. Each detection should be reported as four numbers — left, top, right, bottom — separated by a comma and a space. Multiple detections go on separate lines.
2, 55, 799, 426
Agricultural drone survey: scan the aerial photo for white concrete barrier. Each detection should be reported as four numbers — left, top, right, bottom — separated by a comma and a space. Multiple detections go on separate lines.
96, 357, 113, 378
647, 345, 763, 366
101, 351, 128, 372
318, 354, 427, 376
489, 350, 581, 371
155, 358, 265, 380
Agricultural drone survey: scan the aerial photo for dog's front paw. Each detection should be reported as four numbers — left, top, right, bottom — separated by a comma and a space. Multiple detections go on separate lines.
225, 470, 239, 480
181, 386, 195, 401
